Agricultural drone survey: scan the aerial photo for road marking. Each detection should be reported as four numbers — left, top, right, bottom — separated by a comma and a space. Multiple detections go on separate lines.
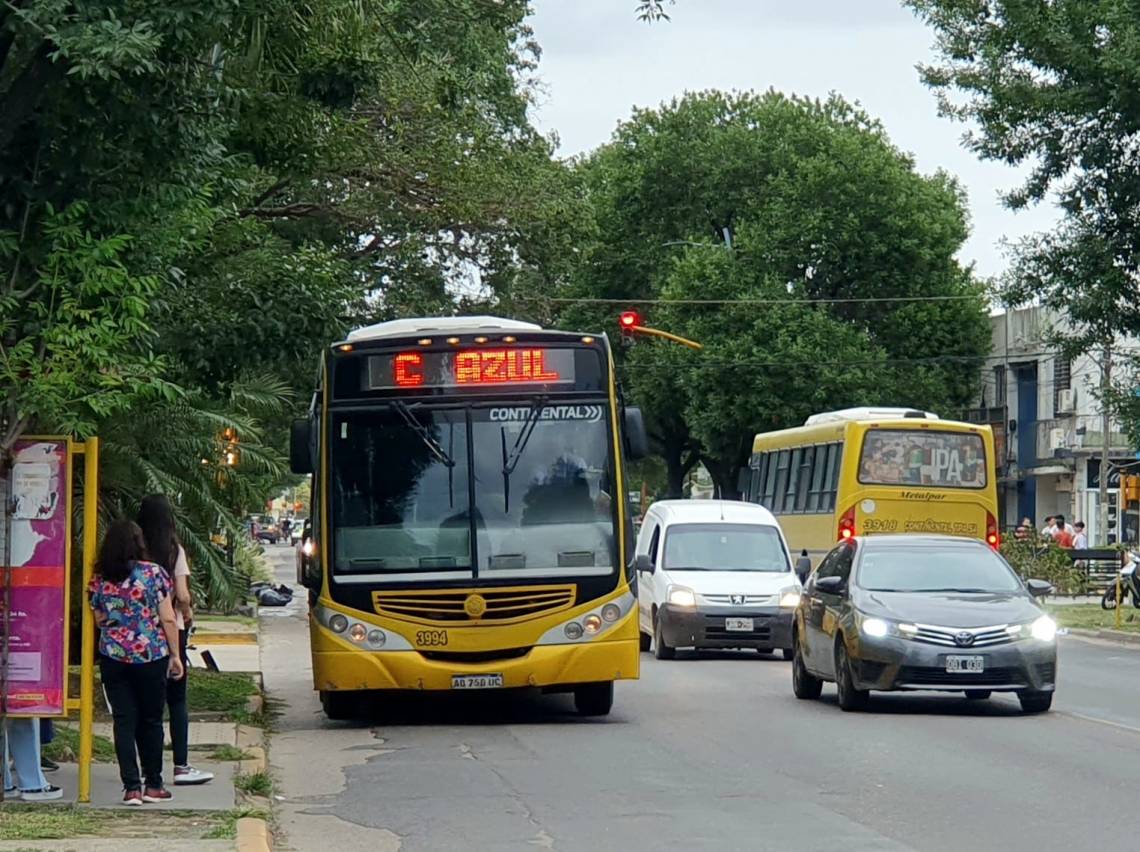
1060, 710, 1140, 737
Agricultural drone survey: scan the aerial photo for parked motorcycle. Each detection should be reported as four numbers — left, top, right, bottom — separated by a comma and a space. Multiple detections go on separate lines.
1101, 553, 1140, 609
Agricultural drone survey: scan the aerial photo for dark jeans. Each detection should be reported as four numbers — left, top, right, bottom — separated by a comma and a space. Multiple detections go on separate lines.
99, 655, 168, 791
166, 628, 190, 766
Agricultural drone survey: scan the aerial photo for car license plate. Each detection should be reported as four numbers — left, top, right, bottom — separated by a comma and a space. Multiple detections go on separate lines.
451, 674, 503, 689
725, 617, 754, 632
945, 656, 984, 673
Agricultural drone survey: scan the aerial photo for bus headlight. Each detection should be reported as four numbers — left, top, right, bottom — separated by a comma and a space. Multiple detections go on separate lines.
583, 614, 603, 634
349, 624, 367, 643
601, 603, 621, 623
328, 614, 349, 633
564, 622, 584, 640
367, 629, 386, 648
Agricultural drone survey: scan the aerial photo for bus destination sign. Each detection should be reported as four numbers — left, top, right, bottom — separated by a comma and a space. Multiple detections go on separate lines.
367, 348, 577, 390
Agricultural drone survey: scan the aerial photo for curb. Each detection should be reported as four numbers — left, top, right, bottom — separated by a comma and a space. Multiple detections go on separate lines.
237, 745, 267, 776
235, 817, 272, 852
195, 631, 259, 645
1067, 627, 1140, 645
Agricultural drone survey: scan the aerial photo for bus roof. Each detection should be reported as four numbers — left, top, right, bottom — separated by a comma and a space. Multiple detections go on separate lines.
346, 316, 542, 343
804, 408, 939, 425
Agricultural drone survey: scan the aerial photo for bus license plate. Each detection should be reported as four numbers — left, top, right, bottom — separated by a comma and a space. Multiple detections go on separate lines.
945, 656, 984, 674
451, 674, 503, 689
725, 618, 753, 632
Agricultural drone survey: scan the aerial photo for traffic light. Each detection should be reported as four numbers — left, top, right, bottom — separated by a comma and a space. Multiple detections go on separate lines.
618, 310, 641, 346
1123, 474, 1140, 506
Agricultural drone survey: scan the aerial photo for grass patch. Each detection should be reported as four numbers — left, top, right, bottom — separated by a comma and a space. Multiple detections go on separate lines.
201, 807, 269, 840
42, 724, 116, 764
207, 744, 254, 761
1049, 603, 1140, 633
187, 670, 259, 716
194, 613, 258, 627
0, 806, 100, 841
234, 771, 273, 797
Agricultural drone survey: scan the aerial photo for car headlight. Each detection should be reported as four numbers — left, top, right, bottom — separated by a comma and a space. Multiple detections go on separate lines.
860, 617, 890, 638
1030, 615, 1057, 642
779, 590, 801, 608
302, 540, 314, 556
667, 585, 696, 608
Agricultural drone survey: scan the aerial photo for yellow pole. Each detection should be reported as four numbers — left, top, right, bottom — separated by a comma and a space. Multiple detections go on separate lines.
77, 437, 99, 803
629, 324, 704, 350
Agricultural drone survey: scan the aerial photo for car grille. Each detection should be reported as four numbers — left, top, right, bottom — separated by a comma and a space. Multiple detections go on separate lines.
703, 594, 777, 606
907, 623, 1015, 649
703, 616, 772, 642
372, 585, 576, 624
896, 666, 1027, 687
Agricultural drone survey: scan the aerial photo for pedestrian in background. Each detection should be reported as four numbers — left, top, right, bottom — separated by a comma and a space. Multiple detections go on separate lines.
89, 519, 183, 805
1052, 515, 1074, 549
1073, 521, 1089, 550
137, 495, 214, 786
1041, 516, 1056, 537
2, 719, 62, 801
40, 718, 58, 772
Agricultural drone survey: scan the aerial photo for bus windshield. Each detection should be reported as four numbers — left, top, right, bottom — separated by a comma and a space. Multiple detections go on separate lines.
329, 403, 616, 579
331, 408, 471, 575
470, 405, 616, 577
858, 429, 987, 489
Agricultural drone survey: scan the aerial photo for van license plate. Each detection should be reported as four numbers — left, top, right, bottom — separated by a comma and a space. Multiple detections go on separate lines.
725, 618, 753, 632
451, 674, 503, 689
945, 656, 984, 673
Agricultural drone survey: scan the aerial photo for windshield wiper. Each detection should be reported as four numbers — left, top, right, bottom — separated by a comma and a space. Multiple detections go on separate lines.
499, 396, 548, 514
912, 587, 991, 593
392, 401, 454, 469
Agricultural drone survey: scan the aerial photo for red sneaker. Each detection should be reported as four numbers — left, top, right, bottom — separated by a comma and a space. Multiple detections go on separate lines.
123, 790, 143, 806
142, 787, 174, 803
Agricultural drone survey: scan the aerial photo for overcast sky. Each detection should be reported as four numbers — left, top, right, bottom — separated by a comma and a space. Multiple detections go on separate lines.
527, 0, 1060, 280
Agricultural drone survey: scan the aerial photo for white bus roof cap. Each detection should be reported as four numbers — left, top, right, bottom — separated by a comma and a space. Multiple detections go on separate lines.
346, 316, 542, 343
804, 407, 940, 425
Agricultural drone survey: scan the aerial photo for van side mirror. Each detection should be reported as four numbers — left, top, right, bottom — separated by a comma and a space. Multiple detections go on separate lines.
290, 419, 313, 474
624, 407, 649, 461
635, 554, 654, 574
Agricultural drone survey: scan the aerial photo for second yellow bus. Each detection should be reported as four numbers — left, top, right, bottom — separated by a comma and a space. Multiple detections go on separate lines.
743, 408, 999, 565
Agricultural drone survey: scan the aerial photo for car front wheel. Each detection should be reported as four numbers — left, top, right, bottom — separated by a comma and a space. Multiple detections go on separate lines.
1018, 690, 1053, 714
792, 634, 823, 700
834, 639, 869, 712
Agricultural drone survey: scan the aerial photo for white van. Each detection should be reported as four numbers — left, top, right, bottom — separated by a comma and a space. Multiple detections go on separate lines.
635, 500, 801, 659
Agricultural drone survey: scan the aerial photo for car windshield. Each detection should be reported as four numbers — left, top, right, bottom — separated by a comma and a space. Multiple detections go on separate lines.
663, 523, 790, 572
469, 404, 616, 577
855, 545, 1022, 593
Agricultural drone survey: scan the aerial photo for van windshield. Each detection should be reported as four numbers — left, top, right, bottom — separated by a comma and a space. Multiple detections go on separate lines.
663, 523, 790, 572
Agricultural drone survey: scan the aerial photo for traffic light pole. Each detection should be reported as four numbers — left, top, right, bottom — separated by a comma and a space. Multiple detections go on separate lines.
624, 324, 703, 350
1098, 347, 1112, 546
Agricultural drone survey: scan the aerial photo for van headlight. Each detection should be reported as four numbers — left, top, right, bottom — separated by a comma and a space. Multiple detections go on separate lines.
778, 589, 801, 608
667, 585, 696, 608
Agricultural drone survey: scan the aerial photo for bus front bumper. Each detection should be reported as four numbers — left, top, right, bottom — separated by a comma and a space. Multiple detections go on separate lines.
311, 638, 640, 692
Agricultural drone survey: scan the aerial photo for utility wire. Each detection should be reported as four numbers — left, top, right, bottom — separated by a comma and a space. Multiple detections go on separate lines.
520, 294, 983, 306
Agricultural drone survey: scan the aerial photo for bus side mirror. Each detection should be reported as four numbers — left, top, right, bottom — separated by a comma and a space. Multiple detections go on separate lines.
736, 468, 751, 499
624, 407, 649, 461
290, 419, 313, 474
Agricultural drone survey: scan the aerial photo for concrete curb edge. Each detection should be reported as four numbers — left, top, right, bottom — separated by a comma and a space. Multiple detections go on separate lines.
1067, 627, 1140, 645
235, 817, 272, 852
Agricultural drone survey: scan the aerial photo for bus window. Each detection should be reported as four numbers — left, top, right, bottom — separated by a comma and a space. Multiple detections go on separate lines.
807, 445, 827, 512
761, 452, 779, 508
794, 449, 813, 513
859, 430, 986, 489
825, 443, 842, 510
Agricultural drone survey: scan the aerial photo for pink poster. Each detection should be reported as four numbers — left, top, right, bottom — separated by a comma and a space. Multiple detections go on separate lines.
1, 439, 70, 716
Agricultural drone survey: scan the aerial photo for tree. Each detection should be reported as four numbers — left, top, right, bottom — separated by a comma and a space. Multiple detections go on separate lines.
564, 90, 990, 496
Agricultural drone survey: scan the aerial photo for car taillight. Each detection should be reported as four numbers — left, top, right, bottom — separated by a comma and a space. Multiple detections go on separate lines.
986, 512, 1000, 549
838, 506, 856, 540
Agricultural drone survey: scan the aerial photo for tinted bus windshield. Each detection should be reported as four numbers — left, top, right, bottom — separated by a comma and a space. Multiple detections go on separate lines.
329, 403, 616, 579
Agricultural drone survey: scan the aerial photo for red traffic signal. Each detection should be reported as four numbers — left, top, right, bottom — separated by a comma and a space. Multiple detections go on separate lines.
619, 310, 641, 330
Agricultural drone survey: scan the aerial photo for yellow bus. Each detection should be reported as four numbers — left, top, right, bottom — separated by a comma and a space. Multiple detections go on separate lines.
743, 408, 999, 567
290, 316, 648, 719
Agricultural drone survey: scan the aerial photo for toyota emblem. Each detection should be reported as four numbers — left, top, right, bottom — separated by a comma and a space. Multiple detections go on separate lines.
954, 631, 975, 647
730, 595, 745, 605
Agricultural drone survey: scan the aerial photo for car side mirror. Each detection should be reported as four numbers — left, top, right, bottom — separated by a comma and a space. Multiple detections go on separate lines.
635, 554, 654, 574
1026, 578, 1053, 598
290, 419, 313, 474
623, 407, 649, 461
815, 576, 845, 595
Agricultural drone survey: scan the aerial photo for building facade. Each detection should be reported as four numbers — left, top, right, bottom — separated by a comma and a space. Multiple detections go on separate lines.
970, 307, 1138, 543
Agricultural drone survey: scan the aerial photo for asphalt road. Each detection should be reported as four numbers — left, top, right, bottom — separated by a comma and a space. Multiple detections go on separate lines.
260, 546, 1140, 852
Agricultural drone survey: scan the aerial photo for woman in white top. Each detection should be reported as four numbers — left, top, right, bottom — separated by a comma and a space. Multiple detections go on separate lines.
137, 495, 214, 786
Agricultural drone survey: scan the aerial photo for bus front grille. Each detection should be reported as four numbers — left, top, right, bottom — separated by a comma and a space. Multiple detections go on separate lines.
372, 584, 576, 624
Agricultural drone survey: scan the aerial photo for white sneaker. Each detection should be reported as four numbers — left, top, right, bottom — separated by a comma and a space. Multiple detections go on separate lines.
21, 785, 63, 802
3, 787, 20, 800
173, 765, 214, 785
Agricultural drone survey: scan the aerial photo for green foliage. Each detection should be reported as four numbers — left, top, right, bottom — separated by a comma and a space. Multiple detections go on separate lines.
999, 539, 1087, 596
186, 670, 260, 716
208, 745, 256, 762
234, 771, 273, 797
565, 90, 990, 494
41, 724, 116, 763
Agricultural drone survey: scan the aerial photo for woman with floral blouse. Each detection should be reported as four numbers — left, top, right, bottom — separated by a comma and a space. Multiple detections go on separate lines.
89, 519, 184, 805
